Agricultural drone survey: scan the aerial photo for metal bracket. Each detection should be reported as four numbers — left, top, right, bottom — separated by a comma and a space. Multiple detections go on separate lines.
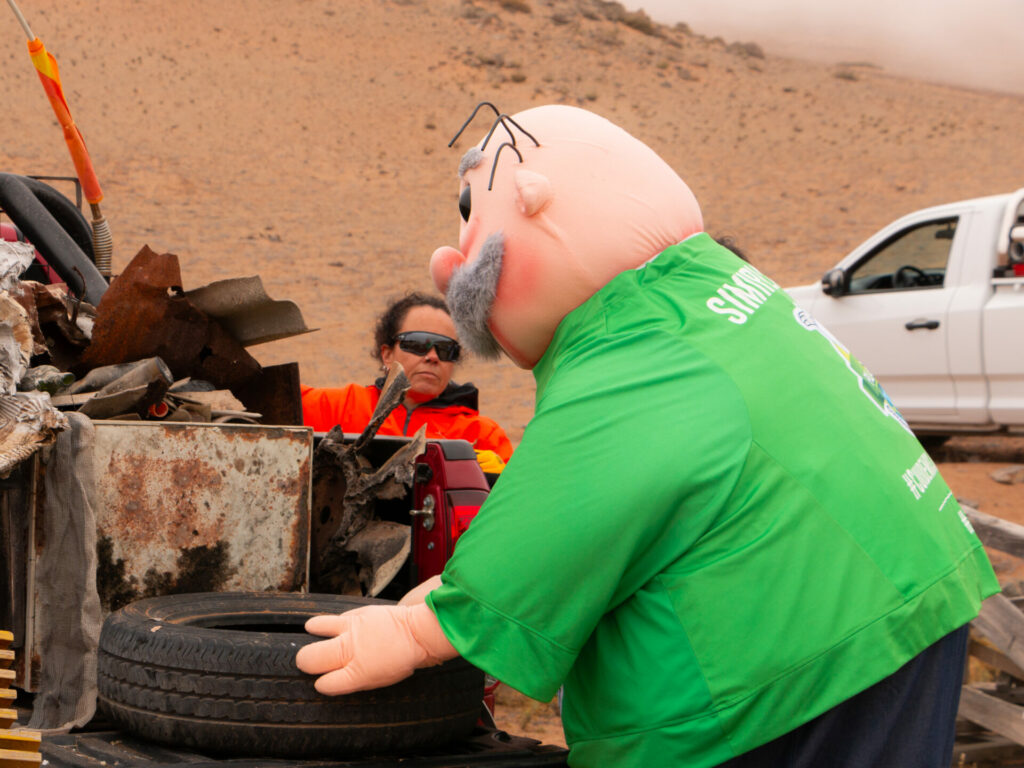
410, 494, 435, 531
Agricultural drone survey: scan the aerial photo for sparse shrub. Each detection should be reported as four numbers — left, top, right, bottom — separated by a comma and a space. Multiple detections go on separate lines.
834, 70, 859, 82
726, 41, 764, 59
550, 12, 571, 25
592, 0, 626, 22
621, 9, 662, 37
510, 71, 527, 83
674, 21, 691, 35
477, 52, 505, 67
499, 0, 531, 12
589, 26, 622, 48
584, 91, 598, 101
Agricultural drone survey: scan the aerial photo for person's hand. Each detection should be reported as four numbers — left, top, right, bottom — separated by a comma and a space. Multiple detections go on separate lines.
398, 574, 442, 606
295, 603, 458, 695
474, 449, 506, 474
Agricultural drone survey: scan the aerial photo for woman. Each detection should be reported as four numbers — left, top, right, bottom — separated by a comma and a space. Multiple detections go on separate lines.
301, 292, 512, 474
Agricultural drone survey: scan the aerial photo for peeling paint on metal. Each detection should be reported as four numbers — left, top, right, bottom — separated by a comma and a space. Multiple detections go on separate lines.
91, 422, 311, 607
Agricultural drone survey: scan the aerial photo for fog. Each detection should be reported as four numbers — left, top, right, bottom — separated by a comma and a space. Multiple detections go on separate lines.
628, 1, 1023, 96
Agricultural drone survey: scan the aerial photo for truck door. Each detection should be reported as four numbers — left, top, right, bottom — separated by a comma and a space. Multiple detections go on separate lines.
816, 217, 960, 422
984, 200, 1024, 428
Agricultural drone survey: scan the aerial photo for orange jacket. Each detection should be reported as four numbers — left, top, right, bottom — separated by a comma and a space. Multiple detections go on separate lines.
300, 381, 513, 463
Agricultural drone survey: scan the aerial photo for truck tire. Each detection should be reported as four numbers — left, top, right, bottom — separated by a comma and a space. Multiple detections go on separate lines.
97, 592, 483, 758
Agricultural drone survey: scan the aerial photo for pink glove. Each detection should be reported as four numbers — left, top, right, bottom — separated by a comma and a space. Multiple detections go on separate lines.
295, 603, 458, 696
398, 574, 442, 606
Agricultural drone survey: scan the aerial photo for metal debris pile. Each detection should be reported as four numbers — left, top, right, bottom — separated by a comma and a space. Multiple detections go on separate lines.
0, 241, 314, 474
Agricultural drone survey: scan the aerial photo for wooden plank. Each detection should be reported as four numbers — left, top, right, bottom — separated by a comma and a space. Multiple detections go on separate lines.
966, 507, 1024, 559
0, 748, 41, 768
972, 594, 1024, 674
970, 638, 1024, 681
959, 685, 1024, 745
0, 733, 39, 752
952, 732, 1024, 766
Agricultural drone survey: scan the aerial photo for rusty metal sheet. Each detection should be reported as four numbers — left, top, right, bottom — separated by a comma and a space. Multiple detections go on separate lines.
78, 246, 261, 390
183, 276, 317, 347
89, 421, 312, 613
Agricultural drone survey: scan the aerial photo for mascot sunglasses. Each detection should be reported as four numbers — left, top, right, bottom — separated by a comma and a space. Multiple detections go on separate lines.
394, 331, 462, 362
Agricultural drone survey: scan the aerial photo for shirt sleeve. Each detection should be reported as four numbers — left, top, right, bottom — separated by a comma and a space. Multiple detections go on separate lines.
427, 330, 750, 701
300, 384, 367, 432
472, 415, 514, 462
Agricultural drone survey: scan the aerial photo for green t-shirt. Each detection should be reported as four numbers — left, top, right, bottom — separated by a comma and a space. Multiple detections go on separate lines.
427, 233, 998, 767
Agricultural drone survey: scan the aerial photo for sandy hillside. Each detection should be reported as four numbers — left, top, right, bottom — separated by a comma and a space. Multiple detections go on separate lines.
3, 0, 1024, 746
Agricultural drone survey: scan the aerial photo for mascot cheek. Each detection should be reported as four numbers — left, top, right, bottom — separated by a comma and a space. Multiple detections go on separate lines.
430, 246, 465, 295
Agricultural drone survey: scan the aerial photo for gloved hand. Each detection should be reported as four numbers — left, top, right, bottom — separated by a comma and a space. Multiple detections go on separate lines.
295, 602, 458, 696
398, 574, 443, 606
474, 449, 506, 474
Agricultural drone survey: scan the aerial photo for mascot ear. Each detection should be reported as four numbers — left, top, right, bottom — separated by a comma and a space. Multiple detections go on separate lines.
514, 169, 553, 217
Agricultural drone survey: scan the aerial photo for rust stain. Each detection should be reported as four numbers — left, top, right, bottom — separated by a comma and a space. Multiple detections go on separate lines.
96, 534, 140, 612
141, 541, 237, 597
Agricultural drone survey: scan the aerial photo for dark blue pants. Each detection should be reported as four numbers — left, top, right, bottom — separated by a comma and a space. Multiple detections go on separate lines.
717, 624, 969, 768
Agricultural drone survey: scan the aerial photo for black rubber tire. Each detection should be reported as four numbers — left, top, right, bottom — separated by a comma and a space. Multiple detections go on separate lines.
97, 592, 483, 758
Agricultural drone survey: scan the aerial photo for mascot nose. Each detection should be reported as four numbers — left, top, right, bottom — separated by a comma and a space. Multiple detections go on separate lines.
430, 246, 466, 295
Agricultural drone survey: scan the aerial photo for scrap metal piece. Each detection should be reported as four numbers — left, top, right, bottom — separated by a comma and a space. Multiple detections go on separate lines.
0, 240, 34, 292
345, 521, 411, 598
78, 246, 261, 391
19, 365, 74, 395
311, 363, 427, 596
183, 276, 317, 347
0, 295, 34, 395
0, 391, 67, 478
77, 357, 173, 420
88, 421, 312, 613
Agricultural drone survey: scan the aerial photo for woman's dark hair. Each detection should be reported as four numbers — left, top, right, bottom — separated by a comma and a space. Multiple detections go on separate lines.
715, 235, 752, 265
372, 291, 452, 362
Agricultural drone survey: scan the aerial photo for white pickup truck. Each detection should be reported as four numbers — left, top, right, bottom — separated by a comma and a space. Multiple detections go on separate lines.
786, 188, 1024, 444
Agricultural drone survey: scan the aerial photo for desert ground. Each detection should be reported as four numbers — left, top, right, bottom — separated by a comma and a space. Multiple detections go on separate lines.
3, 0, 1024, 749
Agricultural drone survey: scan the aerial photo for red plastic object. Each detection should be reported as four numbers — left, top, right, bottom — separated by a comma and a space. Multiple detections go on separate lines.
411, 442, 490, 583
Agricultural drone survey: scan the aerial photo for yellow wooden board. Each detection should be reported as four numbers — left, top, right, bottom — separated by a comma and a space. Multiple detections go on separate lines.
0, 632, 12, 651
0, 709, 15, 730
0, 733, 39, 752
0, 651, 13, 669
0, 748, 41, 767
0, 691, 13, 706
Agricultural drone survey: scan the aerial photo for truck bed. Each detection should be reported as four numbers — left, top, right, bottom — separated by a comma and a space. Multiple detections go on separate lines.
38, 724, 569, 768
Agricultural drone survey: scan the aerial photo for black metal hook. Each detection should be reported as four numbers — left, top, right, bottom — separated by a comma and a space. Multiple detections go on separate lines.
448, 101, 502, 147
488, 142, 524, 191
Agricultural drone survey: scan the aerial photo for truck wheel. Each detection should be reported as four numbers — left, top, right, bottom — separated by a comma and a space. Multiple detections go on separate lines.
97, 592, 483, 758
917, 434, 951, 453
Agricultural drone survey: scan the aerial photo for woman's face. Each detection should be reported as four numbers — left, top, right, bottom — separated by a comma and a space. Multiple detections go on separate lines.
380, 305, 459, 406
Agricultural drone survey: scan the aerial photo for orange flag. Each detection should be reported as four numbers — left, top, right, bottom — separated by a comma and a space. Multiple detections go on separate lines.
27, 37, 103, 204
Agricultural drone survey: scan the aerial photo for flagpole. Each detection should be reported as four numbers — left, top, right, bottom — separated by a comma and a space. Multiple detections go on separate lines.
5, 0, 33, 39
5, 0, 114, 280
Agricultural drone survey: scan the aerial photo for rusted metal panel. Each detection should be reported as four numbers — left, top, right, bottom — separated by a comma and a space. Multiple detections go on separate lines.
89, 421, 312, 614
77, 246, 261, 390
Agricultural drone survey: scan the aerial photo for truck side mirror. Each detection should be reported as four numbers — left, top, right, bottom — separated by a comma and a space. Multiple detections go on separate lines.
822, 268, 847, 297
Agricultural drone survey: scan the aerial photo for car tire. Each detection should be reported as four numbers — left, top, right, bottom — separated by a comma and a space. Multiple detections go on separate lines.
97, 591, 483, 758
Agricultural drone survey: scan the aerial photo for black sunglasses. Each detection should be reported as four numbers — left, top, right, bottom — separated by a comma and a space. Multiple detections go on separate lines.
393, 331, 461, 362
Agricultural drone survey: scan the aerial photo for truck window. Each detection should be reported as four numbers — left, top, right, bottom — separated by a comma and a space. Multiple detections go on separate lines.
846, 217, 957, 293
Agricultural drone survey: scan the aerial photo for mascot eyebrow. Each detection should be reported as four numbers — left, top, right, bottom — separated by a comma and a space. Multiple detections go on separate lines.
448, 101, 541, 190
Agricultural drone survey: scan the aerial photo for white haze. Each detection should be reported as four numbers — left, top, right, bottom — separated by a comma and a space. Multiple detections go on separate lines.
629, 1, 1023, 96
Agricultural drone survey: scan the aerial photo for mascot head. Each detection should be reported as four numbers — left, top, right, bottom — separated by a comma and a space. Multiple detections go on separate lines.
431, 103, 704, 369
